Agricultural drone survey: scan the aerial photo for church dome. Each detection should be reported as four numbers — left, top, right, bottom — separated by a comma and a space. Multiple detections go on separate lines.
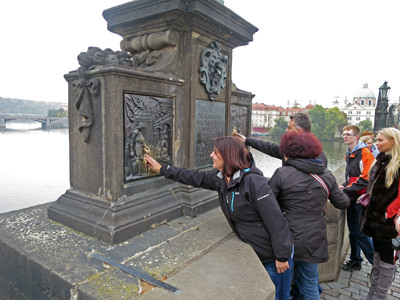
354, 83, 375, 98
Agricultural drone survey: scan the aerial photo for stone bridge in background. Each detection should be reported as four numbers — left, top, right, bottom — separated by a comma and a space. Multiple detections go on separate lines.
0, 114, 68, 128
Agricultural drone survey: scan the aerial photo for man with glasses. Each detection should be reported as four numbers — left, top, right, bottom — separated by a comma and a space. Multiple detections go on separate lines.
234, 112, 328, 168
339, 125, 375, 271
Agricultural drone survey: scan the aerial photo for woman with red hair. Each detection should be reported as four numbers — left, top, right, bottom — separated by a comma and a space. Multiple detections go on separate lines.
269, 131, 349, 299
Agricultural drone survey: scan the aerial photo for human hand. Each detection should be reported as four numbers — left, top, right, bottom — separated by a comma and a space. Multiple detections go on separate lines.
144, 155, 161, 174
233, 132, 246, 143
275, 260, 289, 274
338, 185, 344, 190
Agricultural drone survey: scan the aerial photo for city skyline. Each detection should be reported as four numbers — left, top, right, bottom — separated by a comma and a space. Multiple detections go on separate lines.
1, 0, 399, 107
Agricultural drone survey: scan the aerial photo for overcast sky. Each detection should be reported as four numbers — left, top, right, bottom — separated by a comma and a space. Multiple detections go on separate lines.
1, 0, 399, 108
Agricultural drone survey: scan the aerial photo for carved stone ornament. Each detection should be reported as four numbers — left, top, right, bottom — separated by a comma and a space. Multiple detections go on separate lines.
120, 29, 178, 71
72, 47, 135, 143
72, 77, 100, 143
199, 41, 228, 100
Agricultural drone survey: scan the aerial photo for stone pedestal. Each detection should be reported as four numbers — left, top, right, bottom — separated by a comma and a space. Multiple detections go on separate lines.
319, 203, 346, 282
48, 0, 257, 243
318, 166, 347, 282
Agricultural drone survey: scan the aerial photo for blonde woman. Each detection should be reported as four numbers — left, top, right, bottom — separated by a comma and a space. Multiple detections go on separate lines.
361, 128, 400, 300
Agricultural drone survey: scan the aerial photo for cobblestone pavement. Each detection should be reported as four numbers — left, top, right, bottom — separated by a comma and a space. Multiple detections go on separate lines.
320, 252, 400, 299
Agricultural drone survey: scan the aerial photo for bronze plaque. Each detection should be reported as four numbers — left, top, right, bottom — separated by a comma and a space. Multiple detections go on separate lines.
124, 93, 173, 181
195, 100, 225, 169
230, 105, 248, 134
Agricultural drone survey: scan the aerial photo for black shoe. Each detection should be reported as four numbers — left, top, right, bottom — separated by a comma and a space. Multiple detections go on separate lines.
342, 260, 362, 271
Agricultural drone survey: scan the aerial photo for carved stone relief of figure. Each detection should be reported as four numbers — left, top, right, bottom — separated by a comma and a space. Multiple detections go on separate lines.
199, 41, 228, 100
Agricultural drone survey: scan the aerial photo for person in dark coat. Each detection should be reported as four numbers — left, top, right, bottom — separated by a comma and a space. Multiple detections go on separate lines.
145, 136, 293, 300
234, 112, 328, 168
268, 131, 350, 300
361, 128, 400, 300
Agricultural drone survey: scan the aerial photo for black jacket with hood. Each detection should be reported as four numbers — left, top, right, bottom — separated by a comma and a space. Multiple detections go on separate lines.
269, 158, 349, 263
245, 137, 328, 169
160, 163, 293, 264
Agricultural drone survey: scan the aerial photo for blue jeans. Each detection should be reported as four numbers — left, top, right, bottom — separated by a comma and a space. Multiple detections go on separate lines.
290, 262, 320, 300
264, 254, 293, 300
347, 202, 374, 264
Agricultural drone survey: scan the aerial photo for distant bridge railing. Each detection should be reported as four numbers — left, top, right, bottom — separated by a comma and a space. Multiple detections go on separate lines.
0, 114, 68, 128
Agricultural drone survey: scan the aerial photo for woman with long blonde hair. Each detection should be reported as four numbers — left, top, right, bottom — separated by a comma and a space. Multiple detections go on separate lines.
362, 127, 400, 300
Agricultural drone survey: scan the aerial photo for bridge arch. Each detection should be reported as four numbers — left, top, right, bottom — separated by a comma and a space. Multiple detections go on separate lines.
0, 114, 68, 128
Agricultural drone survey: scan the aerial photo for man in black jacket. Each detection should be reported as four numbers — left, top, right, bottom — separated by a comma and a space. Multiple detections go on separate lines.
339, 125, 374, 272
235, 112, 328, 168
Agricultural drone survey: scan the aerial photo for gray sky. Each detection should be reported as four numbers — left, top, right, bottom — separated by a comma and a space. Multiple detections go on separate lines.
1, 0, 399, 108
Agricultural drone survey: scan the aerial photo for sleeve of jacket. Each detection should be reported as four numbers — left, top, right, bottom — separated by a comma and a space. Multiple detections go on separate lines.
160, 165, 219, 191
268, 168, 281, 199
344, 148, 375, 195
245, 138, 284, 160
248, 174, 293, 262
323, 170, 350, 209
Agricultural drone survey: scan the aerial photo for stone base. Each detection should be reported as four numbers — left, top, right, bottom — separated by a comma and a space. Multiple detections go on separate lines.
48, 187, 219, 244
0, 204, 274, 300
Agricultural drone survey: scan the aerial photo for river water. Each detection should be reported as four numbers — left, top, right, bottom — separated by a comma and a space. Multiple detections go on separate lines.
0, 123, 348, 214
251, 136, 348, 178
0, 122, 69, 213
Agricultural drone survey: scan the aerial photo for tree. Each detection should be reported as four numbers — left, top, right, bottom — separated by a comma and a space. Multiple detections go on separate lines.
48, 108, 68, 117
308, 105, 347, 140
308, 105, 326, 139
269, 117, 287, 138
325, 107, 347, 139
359, 119, 373, 132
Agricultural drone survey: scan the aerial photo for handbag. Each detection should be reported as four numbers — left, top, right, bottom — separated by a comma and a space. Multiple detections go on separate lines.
356, 193, 370, 207
356, 177, 377, 207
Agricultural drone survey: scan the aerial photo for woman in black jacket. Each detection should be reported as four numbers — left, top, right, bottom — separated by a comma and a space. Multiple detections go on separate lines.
145, 136, 293, 300
268, 131, 349, 300
361, 128, 400, 300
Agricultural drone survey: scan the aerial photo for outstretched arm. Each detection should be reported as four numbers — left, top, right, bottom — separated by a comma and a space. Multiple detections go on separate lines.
234, 132, 283, 160
145, 155, 219, 190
